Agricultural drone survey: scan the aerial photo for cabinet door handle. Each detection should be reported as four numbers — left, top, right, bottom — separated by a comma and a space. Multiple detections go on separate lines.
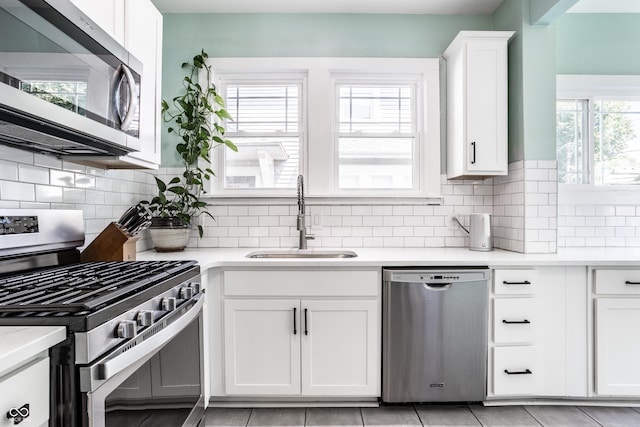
503, 280, 531, 285
6, 403, 30, 424
502, 319, 531, 324
471, 141, 476, 164
504, 369, 532, 375
293, 307, 297, 335
625, 281, 640, 285
304, 308, 308, 336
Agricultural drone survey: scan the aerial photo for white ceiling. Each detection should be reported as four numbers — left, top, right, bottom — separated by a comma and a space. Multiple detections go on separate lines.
150, 0, 640, 14
150, 0, 505, 14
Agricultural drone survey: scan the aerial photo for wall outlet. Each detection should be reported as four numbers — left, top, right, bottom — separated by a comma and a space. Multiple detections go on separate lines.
312, 212, 323, 229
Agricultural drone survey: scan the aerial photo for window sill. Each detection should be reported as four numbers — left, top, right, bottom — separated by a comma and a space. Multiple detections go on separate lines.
201, 195, 443, 206
559, 184, 640, 205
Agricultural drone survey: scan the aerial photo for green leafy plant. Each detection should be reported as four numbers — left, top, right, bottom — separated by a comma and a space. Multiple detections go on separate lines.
143, 50, 237, 237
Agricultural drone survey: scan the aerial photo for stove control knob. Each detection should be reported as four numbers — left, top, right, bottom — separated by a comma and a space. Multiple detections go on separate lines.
180, 286, 194, 299
161, 297, 176, 311
191, 282, 202, 294
116, 320, 137, 339
137, 310, 154, 327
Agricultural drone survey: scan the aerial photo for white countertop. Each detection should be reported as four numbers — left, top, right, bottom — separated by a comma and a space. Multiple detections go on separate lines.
137, 247, 640, 270
0, 326, 66, 378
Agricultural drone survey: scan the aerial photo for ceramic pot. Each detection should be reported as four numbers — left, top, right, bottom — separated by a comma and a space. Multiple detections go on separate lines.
148, 217, 190, 252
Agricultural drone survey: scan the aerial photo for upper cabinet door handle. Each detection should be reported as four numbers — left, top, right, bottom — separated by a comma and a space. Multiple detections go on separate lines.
625, 281, 640, 285
471, 141, 476, 164
304, 308, 308, 336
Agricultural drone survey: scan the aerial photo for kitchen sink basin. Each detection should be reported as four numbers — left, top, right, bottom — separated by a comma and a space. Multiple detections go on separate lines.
245, 249, 358, 259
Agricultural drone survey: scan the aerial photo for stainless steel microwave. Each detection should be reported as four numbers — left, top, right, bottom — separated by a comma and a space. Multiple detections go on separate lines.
0, 0, 142, 157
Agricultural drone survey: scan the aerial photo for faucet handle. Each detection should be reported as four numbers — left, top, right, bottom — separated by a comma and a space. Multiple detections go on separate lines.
306, 234, 315, 241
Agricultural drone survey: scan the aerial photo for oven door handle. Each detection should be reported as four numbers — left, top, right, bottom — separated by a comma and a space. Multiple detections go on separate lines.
80, 295, 203, 392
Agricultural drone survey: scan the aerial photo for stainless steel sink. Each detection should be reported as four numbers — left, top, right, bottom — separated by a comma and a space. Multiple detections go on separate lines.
245, 249, 358, 259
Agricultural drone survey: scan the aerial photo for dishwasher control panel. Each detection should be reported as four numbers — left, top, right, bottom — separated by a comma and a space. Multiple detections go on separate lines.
382, 268, 490, 284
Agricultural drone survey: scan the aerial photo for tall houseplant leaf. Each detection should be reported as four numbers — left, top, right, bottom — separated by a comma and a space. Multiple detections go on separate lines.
142, 50, 237, 239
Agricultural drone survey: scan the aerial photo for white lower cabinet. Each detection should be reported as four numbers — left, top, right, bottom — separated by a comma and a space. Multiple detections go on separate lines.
488, 266, 589, 399
224, 299, 301, 395
595, 298, 640, 396
594, 268, 640, 397
220, 269, 380, 398
493, 346, 537, 396
0, 357, 49, 427
301, 300, 378, 396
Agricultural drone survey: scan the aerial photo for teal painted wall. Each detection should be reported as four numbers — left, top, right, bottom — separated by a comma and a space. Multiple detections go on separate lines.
556, 13, 640, 75
494, 0, 557, 162
161, 13, 493, 166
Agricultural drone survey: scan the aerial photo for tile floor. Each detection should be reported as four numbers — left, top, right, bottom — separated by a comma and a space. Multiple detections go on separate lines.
203, 404, 640, 426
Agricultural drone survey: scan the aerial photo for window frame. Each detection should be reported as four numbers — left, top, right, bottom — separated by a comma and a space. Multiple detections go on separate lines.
557, 75, 640, 204
333, 75, 421, 195
205, 57, 441, 200
217, 74, 306, 195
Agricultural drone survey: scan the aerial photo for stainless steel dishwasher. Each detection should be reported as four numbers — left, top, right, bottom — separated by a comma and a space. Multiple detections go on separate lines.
382, 268, 490, 402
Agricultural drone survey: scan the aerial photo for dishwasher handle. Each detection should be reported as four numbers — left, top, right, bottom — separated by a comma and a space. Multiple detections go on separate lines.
423, 283, 452, 291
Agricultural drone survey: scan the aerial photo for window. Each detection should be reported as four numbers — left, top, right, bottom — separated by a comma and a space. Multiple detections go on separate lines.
208, 58, 440, 199
337, 83, 417, 190
223, 82, 302, 189
557, 75, 640, 187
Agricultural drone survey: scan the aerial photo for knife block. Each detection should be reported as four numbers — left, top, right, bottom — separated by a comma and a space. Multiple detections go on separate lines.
81, 222, 139, 262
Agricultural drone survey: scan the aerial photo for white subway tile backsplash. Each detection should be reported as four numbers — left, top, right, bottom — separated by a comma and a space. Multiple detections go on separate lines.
18, 164, 49, 184
1, 180, 35, 201
35, 185, 63, 203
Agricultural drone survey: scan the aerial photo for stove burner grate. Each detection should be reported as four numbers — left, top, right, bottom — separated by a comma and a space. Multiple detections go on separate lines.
0, 260, 196, 313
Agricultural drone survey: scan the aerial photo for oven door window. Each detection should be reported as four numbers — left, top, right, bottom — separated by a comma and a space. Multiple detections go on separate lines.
104, 319, 202, 427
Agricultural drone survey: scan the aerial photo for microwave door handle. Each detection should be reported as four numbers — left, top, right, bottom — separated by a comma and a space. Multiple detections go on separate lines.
83, 295, 203, 391
111, 64, 124, 125
119, 64, 137, 131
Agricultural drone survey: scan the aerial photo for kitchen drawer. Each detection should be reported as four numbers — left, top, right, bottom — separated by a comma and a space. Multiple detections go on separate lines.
494, 269, 537, 295
0, 357, 49, 427
223, 270, 379, 297
594, 269, 640, 295
493, 346, 537, 396
493, 298, 536, 344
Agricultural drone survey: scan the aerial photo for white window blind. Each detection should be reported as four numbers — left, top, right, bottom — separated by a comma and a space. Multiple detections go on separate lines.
337, 83, 417, 190
223, 83, 302, 189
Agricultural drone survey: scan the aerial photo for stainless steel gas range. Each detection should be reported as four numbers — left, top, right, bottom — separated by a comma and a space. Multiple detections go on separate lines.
0, 210, 204, 427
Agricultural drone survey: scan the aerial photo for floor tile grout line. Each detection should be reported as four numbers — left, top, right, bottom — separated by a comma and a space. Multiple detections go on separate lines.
245, 407, 254, 427
576, 406, 606, 427
359, 407, 365, 427
412, 403, 426, 426
466, 404, 486, 427
521, 405, 546, 426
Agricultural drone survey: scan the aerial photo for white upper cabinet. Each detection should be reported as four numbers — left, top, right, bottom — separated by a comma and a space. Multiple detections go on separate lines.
69, 0, 125, 45
123, 0, 163, 167
69, 0, 163, 169
444, 31, 514, 180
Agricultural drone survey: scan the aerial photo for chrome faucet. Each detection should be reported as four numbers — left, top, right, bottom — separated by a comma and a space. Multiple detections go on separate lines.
297, 175, 315, 249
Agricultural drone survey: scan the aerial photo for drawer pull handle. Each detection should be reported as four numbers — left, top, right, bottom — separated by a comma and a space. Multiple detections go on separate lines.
504, 369, 532, 375
502, 319, 531, 324
503, 280, 531, 285
6, 403, 29, 424
625, 281, 640, 285
293, 307, 297, 335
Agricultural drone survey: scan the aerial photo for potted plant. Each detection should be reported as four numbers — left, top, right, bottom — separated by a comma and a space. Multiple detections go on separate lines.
143, 50, 236, 252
